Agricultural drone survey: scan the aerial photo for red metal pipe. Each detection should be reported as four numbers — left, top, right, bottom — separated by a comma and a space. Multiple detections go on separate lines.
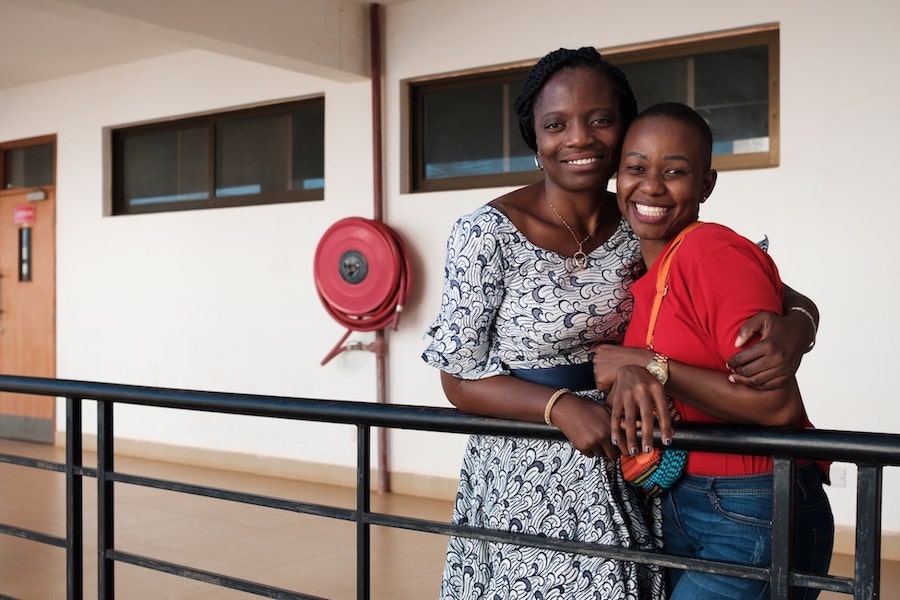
371, 3, 384, 224
370, 3, 390, 494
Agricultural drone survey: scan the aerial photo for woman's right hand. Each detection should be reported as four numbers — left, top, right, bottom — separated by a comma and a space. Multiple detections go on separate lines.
552, 394, 622, 460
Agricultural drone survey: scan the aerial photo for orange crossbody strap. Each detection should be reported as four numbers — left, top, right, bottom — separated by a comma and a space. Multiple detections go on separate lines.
645, 221, 704, 348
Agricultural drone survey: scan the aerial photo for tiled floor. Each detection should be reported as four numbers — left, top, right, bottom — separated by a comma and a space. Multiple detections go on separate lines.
0, 438, 895, 599
0, 439, 451, 599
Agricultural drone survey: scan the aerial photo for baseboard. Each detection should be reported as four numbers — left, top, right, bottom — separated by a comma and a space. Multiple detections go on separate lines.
60, 432, 459, 501
1, 414, 54, 444
834, 525, 900, 562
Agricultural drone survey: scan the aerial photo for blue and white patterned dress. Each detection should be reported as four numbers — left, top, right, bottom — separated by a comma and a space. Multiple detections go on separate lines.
423, 205, 665, 600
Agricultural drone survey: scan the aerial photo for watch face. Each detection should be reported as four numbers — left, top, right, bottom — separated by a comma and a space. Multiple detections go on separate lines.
647, 363, 667, 384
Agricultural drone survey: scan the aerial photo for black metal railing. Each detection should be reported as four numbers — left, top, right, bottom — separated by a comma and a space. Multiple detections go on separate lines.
0, 374, 896, 599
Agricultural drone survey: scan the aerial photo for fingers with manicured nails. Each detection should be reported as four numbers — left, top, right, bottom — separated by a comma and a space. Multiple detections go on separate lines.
622, 386, 642, 457
607, 374, 625, 455
639, 398, 657, 454
653, 389, 674, 448
554, 394, 622, 461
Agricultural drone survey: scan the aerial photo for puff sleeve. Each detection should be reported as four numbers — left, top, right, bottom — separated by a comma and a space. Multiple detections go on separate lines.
422, 208, 507, 380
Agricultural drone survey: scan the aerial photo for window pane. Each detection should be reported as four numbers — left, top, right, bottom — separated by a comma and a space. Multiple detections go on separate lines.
216, 108, 325, 197
113, 99, 323, 214
695, 46, 769, 154
620, 58, 689, 109
619, 44, 770, 156
421, 80, 532, 179
291, 106, 325, 191
122, 128, 209, 207
3, 143, 54, 188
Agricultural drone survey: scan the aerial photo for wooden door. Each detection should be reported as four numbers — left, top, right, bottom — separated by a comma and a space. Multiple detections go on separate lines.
0, 188, 56, 443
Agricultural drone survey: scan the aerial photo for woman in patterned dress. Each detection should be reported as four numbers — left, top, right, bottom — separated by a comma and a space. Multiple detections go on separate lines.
422, 47, 817, 600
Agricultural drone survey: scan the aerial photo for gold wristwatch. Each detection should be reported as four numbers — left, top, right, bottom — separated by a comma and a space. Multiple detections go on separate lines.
646, 353, 670, 385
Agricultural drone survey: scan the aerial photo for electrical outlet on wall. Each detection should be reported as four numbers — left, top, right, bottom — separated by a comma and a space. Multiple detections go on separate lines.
830, 465, 847, 487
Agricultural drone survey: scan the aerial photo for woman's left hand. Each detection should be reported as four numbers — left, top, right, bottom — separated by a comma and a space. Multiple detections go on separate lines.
592, 345, 654, 391
607, 365, 674, 457
726, 310, 811, 390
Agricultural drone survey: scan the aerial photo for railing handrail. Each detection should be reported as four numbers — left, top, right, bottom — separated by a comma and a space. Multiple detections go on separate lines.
0, 374, 896, 463
0, 374, 893, 599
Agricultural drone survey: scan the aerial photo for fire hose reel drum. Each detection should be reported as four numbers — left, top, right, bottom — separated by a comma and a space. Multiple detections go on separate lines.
314, 217, 411, 334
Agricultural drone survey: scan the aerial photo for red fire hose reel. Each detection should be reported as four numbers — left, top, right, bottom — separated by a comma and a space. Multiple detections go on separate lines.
314, 217, 412, 365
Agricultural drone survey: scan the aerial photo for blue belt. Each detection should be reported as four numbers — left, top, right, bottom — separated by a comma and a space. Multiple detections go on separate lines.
508, 363, 595, 392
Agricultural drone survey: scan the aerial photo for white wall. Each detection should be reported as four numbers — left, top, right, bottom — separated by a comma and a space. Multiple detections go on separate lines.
382, 0, 900, 531
1, 50, 380, 465
1, 0, 898, 533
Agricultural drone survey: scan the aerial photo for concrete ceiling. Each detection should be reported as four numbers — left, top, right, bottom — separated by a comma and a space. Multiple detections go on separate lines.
0, 0, 399, 90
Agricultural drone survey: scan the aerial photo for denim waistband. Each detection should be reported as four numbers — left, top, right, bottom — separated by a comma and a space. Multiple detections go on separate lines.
508, 363, 595, 391
678, 461, 823, 493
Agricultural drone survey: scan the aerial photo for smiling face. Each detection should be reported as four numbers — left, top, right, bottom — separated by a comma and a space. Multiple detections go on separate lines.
533, 67, 625, 194
616, 113, 717, 253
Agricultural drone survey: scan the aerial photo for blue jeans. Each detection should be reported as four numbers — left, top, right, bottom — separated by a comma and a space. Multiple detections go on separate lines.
662, 462, 834, 600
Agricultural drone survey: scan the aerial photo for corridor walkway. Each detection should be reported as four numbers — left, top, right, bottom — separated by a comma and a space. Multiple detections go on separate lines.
0, 438, 893, 599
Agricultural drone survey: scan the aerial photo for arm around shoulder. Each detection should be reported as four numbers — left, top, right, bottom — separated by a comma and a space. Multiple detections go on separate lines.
726, 284, 819, 389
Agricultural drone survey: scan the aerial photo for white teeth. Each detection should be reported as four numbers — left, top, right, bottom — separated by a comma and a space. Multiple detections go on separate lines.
566, 157, 598, 165
635, 203, 667, 217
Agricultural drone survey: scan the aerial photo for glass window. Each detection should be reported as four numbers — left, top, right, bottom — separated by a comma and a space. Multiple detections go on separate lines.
407, 25, 779, 192
2, 142, 54, 189
620, 47, 771, 154
112, 98, 324, 215
121, 127, 209, 207
695, 46, 771, 155
216, 105, 324, 197
410, 70, 538, 192
612, 28, 777, 169
419, 77, 532, 180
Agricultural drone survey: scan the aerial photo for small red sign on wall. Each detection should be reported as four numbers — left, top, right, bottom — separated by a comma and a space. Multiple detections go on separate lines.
14, 204, 36, 226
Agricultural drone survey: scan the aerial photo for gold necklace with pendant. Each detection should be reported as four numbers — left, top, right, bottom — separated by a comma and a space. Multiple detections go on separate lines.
544, 189, 599, 271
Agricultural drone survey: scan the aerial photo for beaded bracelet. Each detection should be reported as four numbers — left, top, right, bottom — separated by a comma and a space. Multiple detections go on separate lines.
788, 305, 818, 351
544, 388, 570, 427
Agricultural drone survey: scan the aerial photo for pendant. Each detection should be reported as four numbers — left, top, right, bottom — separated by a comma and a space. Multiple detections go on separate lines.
572, 250, 588, 270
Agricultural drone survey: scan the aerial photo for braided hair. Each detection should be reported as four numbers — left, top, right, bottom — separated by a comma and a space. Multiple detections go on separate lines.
515, 47, 638, 153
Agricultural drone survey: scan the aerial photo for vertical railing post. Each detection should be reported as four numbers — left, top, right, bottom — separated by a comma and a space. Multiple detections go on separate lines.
854, 464, 882, 600
97, 400, 115, 599
66, 397, 83, 600
769, 457, 795, 599
357, 424, 371, 600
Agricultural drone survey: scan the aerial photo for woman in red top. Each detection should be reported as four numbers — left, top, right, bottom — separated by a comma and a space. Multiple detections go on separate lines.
593, 102, 834, 600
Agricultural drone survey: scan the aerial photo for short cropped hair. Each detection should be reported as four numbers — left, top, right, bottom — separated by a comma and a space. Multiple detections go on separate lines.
633, 102, 714, 170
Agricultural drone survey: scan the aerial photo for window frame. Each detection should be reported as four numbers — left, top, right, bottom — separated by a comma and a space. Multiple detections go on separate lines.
404, 23, 779, 193
0, 134, 57, 194
111, 97, 325, 216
